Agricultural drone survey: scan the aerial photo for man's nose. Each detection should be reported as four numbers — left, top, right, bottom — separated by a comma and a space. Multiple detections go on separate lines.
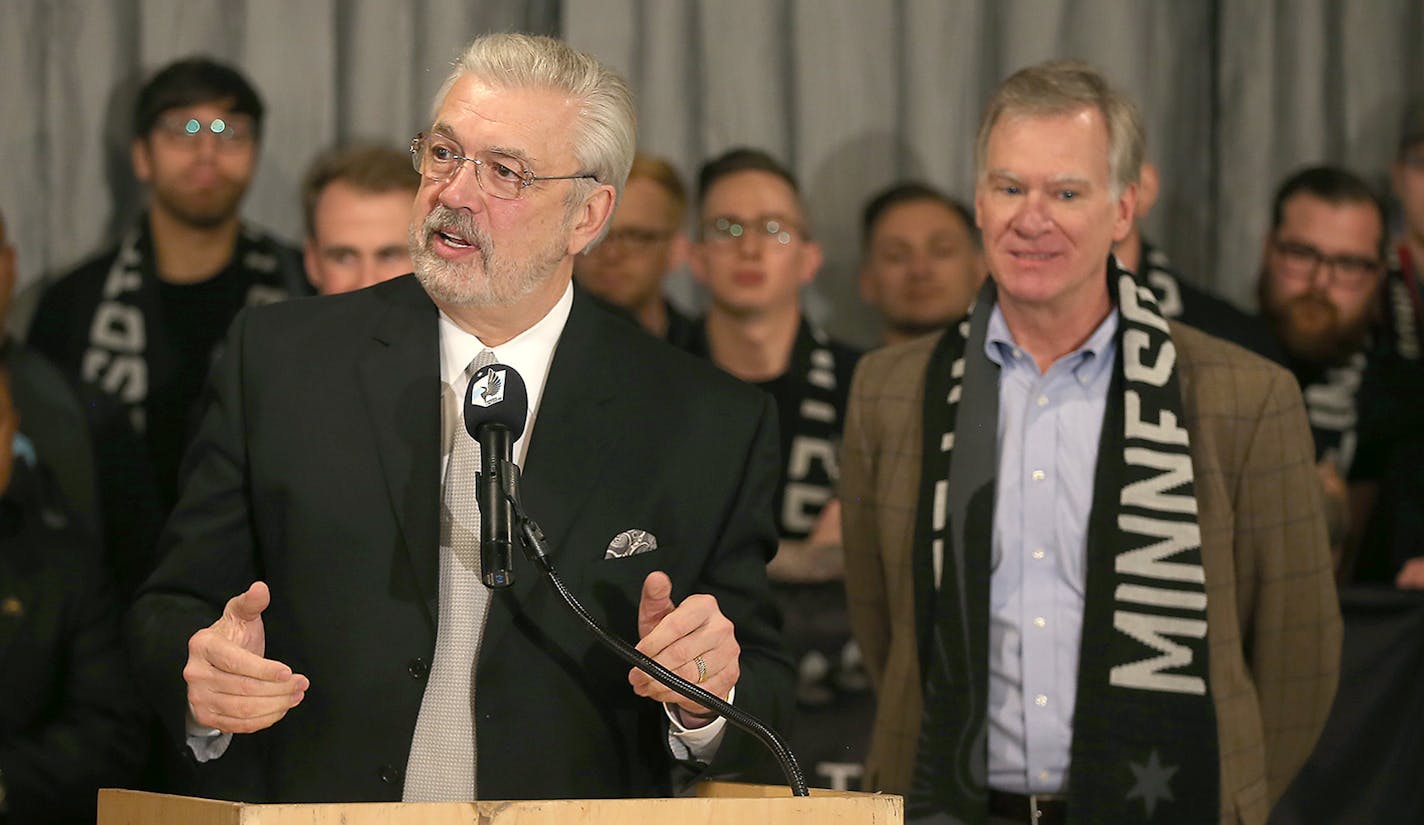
192, 132, 221, 161
435, 161, 488, 213
734, 232, 765, 259
1011, 194, 1052, 234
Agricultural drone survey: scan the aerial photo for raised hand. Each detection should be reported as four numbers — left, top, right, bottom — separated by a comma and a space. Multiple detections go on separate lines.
184, 581, 309, 734
629, 571, 739, 727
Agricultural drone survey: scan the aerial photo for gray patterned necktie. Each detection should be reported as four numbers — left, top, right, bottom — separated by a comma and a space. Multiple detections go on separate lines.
404, 349, 498, 800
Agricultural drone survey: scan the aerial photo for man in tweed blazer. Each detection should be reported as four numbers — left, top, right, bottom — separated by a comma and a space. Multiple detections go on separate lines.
842, 61, 1340, 825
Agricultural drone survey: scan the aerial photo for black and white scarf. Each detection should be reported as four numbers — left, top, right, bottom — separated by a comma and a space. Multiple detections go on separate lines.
908, 259, 1218, 824
1382, 243, 1424, 362
772, 322, 847, 539
1297, 353, 1366, 474
79, 221, 298, 434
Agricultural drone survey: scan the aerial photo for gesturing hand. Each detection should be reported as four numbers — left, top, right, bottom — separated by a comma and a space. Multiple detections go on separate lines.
629, 571, 739, 727
184, 581, 309, 734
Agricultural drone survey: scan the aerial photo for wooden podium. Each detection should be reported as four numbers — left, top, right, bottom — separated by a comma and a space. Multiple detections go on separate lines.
97, 782, 902, 824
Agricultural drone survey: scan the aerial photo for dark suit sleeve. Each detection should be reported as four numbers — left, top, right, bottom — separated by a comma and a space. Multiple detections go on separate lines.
698, 391, 796, 784
124, 309, 261, 750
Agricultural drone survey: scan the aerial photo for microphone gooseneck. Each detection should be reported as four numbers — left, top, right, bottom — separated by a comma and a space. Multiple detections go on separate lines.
466, 362, 807, 795
499, 471, 810, 797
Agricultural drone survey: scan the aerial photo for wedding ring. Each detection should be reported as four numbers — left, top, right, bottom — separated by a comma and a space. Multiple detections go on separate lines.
694, 655, 708, 685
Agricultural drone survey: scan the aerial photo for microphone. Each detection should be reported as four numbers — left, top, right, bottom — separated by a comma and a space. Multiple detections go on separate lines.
463, 362, 529, 589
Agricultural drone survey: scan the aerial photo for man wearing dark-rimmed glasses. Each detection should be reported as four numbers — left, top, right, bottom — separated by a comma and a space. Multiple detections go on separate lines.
1255, 165, 1387, 567
27, 57, 305, 603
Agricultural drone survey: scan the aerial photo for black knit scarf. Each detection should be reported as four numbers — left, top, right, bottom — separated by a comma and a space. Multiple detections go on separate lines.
769, 321, 847, 539
1382, 243, 1424, 361
907, 259, 1218, 824
82, 220, 300, 434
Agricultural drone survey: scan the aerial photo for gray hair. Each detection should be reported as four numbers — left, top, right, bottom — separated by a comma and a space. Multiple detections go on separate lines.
975, 60, 1144, 198
435, 33, 636, 229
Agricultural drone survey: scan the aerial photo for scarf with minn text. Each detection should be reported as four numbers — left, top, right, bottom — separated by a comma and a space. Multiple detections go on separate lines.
907, 258, 1218, 824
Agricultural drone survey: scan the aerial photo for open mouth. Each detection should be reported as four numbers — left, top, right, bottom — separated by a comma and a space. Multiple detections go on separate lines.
437, 229, 475, 249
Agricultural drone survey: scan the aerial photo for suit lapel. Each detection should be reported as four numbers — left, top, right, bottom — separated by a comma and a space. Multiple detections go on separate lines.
356, 277, 443, 621
485, 291, 623, 646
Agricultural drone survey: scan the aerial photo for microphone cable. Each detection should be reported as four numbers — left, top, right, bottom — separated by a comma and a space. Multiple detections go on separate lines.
498, 462, 809, 797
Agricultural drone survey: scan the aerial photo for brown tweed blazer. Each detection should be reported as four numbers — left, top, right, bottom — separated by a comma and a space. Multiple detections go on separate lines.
841, 321, 1341, 825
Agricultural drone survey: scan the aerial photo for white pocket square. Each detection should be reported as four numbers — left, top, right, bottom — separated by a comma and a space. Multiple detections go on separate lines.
605, 529, 658, 559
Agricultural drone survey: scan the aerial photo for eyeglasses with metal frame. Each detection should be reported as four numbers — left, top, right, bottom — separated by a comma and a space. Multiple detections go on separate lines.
409, 132, 598, 200
701, 215, 803, 247
153, 114, 255, 144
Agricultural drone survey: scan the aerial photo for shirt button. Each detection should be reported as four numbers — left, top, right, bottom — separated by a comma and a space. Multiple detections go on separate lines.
1031, 470, 1046, 482
1033, 616, 1047, 628
1039, 770, 1050, 782
407, 657, 429, 680
1032, 548, 1046, 560
379, 764, 405, 784
1036, 394, 1049, 407
1035, 694, 1048, 707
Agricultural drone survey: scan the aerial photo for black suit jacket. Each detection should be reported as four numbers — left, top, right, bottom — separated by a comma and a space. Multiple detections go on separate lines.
126, 276, 792, 802
0, 460, 149, 824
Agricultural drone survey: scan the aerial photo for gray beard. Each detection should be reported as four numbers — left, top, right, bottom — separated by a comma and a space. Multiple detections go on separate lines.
410, 205, 569, 308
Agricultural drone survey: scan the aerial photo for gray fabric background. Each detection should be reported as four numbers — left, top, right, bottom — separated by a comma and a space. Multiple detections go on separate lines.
3, 1, 1422, 347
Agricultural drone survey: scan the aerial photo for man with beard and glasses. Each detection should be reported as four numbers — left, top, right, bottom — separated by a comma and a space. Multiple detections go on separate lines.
843, 61, 1338, 824
1113, 162, 1282, 362
1254, 166, 1388, 568
126, 33, 791, 803
27, 58, 305, 601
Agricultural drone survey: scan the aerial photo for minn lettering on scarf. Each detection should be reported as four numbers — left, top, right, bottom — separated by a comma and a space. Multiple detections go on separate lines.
908, 259, 1218, 824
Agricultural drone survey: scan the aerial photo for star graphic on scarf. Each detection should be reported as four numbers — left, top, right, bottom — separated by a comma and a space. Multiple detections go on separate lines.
1126, 749, 1179, 818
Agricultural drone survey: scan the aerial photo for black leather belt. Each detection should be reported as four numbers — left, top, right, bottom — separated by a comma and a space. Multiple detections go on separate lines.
987, 790, 1067, 824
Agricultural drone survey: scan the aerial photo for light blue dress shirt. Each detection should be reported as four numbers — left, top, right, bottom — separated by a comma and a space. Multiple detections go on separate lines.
984, 305, 1118, 794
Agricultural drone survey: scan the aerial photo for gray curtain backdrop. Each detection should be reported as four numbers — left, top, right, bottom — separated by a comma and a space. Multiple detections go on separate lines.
2, 1, 1421, 347
0, 0, 557, 329
565, 0, 1424, 347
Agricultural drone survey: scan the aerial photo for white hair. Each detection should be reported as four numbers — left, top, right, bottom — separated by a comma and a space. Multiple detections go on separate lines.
435, 33, 636, 225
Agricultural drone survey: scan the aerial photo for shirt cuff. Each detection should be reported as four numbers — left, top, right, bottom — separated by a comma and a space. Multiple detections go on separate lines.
664, 686, 734, 763
185, 703, 233, 762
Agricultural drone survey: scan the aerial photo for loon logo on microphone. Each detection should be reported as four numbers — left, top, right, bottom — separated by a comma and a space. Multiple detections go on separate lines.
465, 362, 528, 441
470, 367, 507, 408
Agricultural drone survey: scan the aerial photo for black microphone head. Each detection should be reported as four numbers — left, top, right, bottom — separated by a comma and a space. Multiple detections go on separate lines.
464, 362, 529, 440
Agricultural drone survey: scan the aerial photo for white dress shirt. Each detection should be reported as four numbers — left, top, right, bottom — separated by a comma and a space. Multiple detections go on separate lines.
984, 305, 1118, 793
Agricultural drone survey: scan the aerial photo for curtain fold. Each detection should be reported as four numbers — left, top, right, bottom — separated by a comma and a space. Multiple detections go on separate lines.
0, 0, 557, 331
3, 1, 1421, 347
565, 0, 1423, 346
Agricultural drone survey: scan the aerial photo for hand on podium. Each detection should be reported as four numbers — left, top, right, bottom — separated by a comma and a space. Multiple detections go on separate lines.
184, 581, 309, 734
630, 571, 739, 728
